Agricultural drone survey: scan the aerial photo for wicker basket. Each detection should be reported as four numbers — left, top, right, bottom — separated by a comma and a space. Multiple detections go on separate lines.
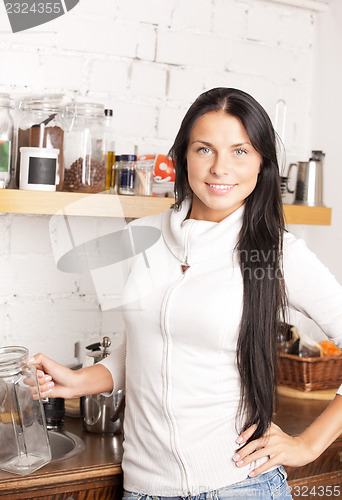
277, 352, 342, 392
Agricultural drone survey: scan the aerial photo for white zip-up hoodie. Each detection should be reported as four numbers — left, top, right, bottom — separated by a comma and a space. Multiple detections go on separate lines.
101, 198, 342, 497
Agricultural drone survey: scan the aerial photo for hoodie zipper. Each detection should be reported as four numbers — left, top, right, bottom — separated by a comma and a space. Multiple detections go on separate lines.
162, 274, 192, 496
161, 221, 194, 496
184, 220, 193, 269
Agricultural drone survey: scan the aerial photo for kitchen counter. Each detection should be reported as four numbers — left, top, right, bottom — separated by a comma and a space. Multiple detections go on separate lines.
275, 393, 342, 497
0, 395, 341, 499
0, 416, 123, 499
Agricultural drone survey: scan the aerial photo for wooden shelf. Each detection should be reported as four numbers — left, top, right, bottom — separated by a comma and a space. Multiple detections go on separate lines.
0, 189, 174, 218
0, 189, 332, 225
283, 203, 331, 226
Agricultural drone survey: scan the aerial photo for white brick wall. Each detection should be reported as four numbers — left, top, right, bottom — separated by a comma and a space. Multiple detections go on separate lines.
39, 53, 86, 91
167, 67, 205, 103
171, 0, 214, 31
0, 49, 41, 87
0, 0, 324, 363
213, 1, 249, 39
88, 59, 130, 95
156, 29, 228, 69
116, 0, 176, 26
130, 62, 167, 99
136, 24, 157, 61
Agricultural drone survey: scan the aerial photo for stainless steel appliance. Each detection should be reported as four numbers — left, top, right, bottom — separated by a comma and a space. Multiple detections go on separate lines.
80, 337, 125, 434
295, 150, 325, 207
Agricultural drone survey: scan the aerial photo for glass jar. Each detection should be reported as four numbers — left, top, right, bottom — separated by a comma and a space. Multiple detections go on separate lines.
63, 102, 107, 193
0, 346, 51, 475
135, 158, 154, 196
118, 155, 136, 195
0, 94, 14, 189
16, 95, 66, 191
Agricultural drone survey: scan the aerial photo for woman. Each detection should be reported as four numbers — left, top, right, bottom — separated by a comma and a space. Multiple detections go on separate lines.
30, 88, 342, 499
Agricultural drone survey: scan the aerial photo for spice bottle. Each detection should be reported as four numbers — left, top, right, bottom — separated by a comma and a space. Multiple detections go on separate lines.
104, 109, 115, 191
118, 155, 136, 195
16, 95, 65, 191
111, 154, 120, 194
0, 346, 51, 475
63, 102, 107, 193
135, 157, 154, 196
106, 151, 115, 191
0, 94, 14, 189
103, 109, 115, 152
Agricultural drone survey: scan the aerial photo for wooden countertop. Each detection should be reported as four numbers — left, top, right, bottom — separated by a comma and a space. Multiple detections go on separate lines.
275, 393, 334, 434
275, 394, 342, 486
0, 416, 123, 496
0, 395, 341, 496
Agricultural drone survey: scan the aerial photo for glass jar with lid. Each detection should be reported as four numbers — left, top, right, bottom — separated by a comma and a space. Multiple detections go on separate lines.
0, 94, 14, 189
16, 94, 66, 190
135, 156, 154, 196
118, 155, 136, 195
0, 346, 51, 475
63, 102, 107, 193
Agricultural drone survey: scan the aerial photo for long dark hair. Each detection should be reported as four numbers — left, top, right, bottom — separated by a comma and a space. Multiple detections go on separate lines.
169, 88, 287, 443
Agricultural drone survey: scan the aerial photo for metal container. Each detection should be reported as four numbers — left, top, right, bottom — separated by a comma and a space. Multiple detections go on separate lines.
280, 162, 298, 205
80, 389, 125, 434
80, 337, 125, 434
43, 397, 65, 430
295, 151, 325, 207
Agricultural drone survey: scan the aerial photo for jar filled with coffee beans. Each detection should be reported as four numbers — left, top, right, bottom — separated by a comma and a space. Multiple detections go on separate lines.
63, 102, 107, 193
16, 94, 66, 190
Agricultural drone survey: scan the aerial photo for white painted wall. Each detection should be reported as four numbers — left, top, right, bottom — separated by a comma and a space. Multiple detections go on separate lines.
309, 0, 342, 275
284, 0, 342, 340
0, 0, 336, 364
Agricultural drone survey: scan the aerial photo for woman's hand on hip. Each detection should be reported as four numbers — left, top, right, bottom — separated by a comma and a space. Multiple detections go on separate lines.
232, 422, 316, 477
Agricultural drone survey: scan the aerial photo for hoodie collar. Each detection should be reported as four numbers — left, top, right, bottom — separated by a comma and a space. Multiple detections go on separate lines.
162, 198, 244, 265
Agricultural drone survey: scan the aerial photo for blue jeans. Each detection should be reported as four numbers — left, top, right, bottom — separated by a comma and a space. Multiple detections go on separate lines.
123, 466, 292, 499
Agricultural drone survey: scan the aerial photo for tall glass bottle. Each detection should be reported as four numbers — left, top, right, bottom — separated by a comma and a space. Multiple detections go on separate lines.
104, 109, 115, 191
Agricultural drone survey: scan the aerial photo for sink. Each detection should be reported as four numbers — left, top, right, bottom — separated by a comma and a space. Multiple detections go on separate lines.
48, 429, 85, 462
